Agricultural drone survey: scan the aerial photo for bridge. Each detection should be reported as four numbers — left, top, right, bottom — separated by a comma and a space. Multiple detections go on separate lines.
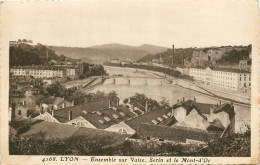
99, 76, 173, 85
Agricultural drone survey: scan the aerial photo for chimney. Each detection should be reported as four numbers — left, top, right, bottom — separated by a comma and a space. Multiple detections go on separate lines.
69, 111, 72, 120
52, 110, 54, 116
177, 99, 179, 104
182, 97, 185, 103
194, 96, 196, 102
230, 101, 233, 107
128, 97, 131, 103
145, 101, 148, 112
40, 106, 43, 114
219, 101, 222, 105
109, 101, 111, 108
117, 98, 120, 106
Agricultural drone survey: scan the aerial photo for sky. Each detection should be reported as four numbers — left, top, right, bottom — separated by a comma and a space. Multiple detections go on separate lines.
3, 0, 258, 48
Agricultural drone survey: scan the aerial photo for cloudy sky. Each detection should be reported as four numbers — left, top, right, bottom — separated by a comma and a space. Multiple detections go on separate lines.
3, 1, 258, 48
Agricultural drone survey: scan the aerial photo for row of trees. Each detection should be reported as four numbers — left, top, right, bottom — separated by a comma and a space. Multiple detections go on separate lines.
46, 82, 117, 105
79, 63, 107, 79
17, 39, 33, 44
218, 49, 251, 64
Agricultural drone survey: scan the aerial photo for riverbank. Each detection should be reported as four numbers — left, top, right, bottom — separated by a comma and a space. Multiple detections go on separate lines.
104, 65, 251, 106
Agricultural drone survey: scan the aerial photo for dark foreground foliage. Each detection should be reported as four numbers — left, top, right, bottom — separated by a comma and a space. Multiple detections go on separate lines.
10, 127, 250, 156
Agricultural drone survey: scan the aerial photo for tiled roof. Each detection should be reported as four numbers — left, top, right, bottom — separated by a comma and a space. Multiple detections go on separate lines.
182, 100, 213, 114
174, 100, 213, 115
211, 67, 250, 73
133, 102, 145, 111
52, 99, 111, 123
136, 123, 214, 143
21, 121, 78, 139
125, 107, 174, 130
82, 105, 136, 129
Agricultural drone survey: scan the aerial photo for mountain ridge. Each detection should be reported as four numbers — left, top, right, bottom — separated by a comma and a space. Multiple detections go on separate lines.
48, 43, 169, 64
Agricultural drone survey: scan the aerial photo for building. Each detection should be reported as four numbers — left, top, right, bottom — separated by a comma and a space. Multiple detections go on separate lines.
191, 48, 226, 66
176, 67, 190, 76
64, 68, 76, 78
111, 59, 120, 64
172, 98, 235, 134
239, 59, 251, 71
11, 66, 64, 78
10, 66, 77, 79
78, 62, 84, 75
36, 95, 74, 113
9, 41, 17, 46
189, 66, 251, 91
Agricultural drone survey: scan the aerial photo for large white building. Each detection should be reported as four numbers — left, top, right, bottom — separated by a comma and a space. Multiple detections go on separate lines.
189, 66, 251, 91
10, 66, 76, 79
65, 68, 76, 78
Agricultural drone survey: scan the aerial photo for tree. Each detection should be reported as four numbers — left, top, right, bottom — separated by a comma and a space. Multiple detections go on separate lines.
108, 91, 118, 102
160, 97, 169, 106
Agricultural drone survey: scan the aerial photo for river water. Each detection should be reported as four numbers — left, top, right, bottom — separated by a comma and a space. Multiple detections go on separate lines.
88, 66, 251, 132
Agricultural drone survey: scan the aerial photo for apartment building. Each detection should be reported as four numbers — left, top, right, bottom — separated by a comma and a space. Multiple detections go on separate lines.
11, 67, 63, 78
190, 66, 251, 91
10, 66, 76, 78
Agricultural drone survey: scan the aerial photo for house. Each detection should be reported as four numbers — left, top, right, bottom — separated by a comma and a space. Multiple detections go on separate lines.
111, 59, 120, 64
172, 98, 235, 134
36, 95, 74, 113
118, 106, 213, 144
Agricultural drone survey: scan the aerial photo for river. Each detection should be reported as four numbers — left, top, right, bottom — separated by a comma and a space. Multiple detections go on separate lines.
88, 66, 251, 132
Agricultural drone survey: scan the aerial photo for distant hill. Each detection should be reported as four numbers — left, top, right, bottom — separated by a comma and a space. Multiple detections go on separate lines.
9, 43, 67, 67
138, 45, 251, 66
48, 44, 168, 64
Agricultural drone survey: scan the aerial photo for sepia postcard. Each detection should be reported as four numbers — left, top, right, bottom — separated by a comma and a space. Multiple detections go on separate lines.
0, 0, 259, 164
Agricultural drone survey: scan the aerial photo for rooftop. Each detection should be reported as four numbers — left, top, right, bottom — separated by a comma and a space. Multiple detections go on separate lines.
190, 66, 250, 73
136, 123, 214, 143
51, 99, 112, 123
125, 106, 174, 130
82, 105, 136, 129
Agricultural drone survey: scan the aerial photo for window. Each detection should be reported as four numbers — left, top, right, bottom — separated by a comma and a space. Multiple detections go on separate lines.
118, 128, 128, 134
18, 110, 21, 115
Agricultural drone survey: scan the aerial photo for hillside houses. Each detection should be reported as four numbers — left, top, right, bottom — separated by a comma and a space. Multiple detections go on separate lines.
109, 97, 235, 144
35, 99, 137, 133
33, 95, 236, 144
36, 95, 74, 113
